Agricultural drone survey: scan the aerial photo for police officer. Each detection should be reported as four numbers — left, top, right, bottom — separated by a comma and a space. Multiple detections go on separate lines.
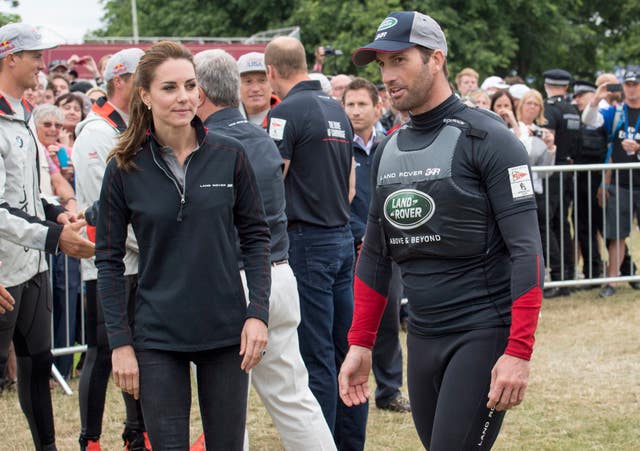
339, 11, 544, 450
572, 80, 606, 281
542, 68, 581, 297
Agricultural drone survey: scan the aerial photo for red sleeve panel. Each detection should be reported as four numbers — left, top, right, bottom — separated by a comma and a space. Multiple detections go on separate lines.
347, 275, 388, 349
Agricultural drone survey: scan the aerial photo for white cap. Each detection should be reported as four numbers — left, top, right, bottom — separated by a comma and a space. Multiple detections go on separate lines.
237, 52, 266, 74
509, 83, 530, 100
104, 48, 144, 81
481, 76, 509, 91
309, 73, 332, 95
0, 23, 56, 59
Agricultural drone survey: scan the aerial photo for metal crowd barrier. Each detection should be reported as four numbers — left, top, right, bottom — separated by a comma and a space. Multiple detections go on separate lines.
533, 162, 640, 288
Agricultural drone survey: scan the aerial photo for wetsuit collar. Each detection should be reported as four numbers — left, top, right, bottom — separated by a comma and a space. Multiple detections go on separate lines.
409, 94, 463, 131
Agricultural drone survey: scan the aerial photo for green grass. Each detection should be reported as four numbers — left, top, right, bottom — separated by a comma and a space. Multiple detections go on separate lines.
1, 287, 639, 450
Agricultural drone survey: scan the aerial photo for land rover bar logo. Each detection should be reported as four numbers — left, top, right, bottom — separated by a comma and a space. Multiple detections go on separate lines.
384, 189, 435, 230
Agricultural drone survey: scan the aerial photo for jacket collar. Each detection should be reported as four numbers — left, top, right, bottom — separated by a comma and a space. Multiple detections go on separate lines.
147, 115, 208, 150
204, 106, 247, 128
91, 96, 127, 133
0, 92, 33, 122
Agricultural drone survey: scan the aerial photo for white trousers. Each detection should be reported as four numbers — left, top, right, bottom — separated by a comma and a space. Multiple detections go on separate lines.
241, 263, 336, 451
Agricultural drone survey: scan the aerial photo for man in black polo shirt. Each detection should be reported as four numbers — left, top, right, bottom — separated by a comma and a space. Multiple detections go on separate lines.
193, 48, 334, 451
265, 36, 364, 450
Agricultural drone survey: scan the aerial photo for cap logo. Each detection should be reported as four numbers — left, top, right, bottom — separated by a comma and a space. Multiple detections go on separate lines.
112, 63, 127, 76
377, 17, 398, 32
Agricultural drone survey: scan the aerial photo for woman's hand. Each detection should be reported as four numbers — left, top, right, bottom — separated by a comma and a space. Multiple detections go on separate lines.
112, 345, 140, 400
542, 129, 555, 149
239, 318, 268, 373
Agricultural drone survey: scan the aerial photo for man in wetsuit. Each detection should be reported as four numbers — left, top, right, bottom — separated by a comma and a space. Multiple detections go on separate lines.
0, 23, 94, 450
338, 11, 545, 450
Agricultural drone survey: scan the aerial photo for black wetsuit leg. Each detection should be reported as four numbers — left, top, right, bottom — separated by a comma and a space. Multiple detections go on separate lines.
407, 327, 509, 451
0, 271, 56, 450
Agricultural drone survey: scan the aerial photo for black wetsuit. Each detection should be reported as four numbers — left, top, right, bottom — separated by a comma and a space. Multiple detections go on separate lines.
349, 96, 544, 450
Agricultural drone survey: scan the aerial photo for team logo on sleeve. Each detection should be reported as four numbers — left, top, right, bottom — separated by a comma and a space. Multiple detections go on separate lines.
508, 165, 534, 199
269, 117, 286, 140
384, 189, 435, 230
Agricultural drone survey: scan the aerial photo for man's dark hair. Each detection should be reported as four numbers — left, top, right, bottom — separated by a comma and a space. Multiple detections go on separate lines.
343, 77, 379, 106
417, 46, 449, 79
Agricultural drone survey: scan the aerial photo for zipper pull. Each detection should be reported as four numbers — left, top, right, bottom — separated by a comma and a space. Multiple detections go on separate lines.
177, 196, 185, 222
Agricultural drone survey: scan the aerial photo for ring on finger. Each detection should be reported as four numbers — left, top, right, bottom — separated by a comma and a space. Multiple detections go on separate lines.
260, 349, 266, 357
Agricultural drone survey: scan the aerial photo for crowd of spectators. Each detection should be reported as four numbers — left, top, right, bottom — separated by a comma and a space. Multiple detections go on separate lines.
1, 18, 639, 451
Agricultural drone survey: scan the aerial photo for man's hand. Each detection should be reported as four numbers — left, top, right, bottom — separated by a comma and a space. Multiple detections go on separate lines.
487, 354, 530, 411
338, 345, 372, 407
112, 345, 139, 400
621, 139, 640, 155
239, 317, 268, 373
59, 221, 95, 258
0, 283, 15, 315
592, 83, 610, 107
57, 210, 79, 225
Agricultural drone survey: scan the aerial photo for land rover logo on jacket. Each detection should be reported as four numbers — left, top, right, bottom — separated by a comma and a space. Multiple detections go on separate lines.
384, 189, 435, 230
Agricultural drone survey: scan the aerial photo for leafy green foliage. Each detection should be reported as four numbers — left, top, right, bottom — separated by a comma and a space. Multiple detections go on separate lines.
0, 12, 20, 27
94, 0, 640, 83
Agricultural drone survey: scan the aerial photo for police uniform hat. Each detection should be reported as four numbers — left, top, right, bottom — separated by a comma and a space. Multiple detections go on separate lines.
573, 80, 596, 96
543, 68, 572, 86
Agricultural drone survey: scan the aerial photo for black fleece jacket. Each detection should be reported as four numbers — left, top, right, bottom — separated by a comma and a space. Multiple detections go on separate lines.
96, 117, 271, 351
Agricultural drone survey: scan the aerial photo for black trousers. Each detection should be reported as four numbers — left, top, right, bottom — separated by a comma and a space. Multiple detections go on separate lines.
136, 346, 248, 450
79, 277, 144, 442
538, 172, 574, 280
575, 169, 604, 278
371, 262, 404, 406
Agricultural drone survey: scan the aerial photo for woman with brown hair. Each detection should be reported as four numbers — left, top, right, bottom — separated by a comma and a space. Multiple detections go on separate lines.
95, 41, 271, 449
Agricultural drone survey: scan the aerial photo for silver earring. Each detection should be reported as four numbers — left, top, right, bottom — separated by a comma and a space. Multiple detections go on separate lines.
147, 104, 151, 111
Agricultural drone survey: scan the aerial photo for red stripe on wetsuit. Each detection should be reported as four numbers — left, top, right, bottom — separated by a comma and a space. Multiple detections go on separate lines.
504, 254, 542, 361
347, 275, 388, 349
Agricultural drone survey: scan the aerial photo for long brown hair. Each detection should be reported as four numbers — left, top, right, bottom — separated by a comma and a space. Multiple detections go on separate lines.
109, 41, 194, 171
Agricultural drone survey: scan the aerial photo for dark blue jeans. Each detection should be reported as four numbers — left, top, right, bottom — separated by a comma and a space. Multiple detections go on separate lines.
289, 224, 368, 451
372, 262, 404, 406
136, 346, 248, 450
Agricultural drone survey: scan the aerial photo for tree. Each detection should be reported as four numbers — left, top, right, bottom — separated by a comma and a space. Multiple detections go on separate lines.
94, 0, 640, 83
1, 0, 20, 27
0, 12, 19, 26
95, 0, 294, 38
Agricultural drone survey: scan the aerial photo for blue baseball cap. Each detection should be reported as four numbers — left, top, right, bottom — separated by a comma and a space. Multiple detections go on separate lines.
352, 11, 448, 66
